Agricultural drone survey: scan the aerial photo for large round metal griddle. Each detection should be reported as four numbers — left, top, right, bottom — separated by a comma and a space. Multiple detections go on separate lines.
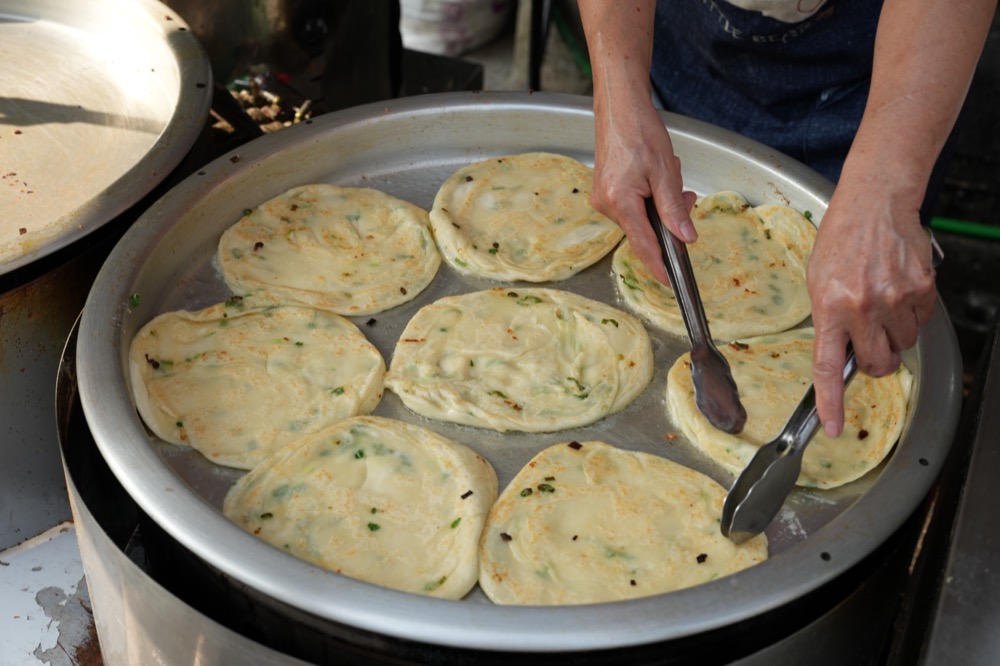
0, 0, 211, 275
75, 92, 962, 653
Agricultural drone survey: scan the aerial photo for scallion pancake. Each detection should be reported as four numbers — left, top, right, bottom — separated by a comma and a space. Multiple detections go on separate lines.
129, 298, 385, 469
478, 441, 768, 605
223, 416, 498, 600
384, 288, 653, 432
218, 184, 440, 316
613, 191, 815, 341
429, 152, 624, 281
667, 328, 912, 489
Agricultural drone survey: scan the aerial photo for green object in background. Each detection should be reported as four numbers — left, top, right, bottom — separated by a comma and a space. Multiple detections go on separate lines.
931, 217, 1000, 241
552, 3, 592, 77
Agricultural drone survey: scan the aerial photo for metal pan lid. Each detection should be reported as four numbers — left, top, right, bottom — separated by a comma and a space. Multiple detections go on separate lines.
0, 0, 211, 275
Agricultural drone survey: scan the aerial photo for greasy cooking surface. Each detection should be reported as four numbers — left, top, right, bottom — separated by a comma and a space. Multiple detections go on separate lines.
0, 0, 210, 275
76, 93, 962, 652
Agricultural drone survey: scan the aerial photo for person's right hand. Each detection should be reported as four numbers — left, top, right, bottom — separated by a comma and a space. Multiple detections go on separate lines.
589, 93, 698, 286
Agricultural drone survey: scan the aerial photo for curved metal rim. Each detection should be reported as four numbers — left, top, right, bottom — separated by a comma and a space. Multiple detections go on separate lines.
0, 0, 212, 276
76, 91, 963, 653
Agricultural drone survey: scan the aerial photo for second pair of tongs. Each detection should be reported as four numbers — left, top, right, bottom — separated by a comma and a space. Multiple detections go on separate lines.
720, 227, 945, 543
645, 198, 747, 434
721, 346, 859, 544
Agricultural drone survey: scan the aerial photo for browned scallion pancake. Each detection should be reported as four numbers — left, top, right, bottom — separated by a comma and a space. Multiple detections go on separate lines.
384, 287, 653, 433
478, 441, 768, 605
224, 416, 498, 600
613, 191, 815, 342
667, 327, 912, 489
429, 152, 624, 281
218, 184, 440, 316
129, 298, 385, 469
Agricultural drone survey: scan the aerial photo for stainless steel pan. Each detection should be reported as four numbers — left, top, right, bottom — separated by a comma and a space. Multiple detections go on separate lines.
75, 92, 962, 653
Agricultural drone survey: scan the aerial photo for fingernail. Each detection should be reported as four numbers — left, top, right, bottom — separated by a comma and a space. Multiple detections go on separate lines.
824, 422, 842, 438
678, 220, 697, 242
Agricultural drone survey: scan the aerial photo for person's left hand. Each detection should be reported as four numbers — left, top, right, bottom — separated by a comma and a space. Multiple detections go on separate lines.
807, 176, 938, 437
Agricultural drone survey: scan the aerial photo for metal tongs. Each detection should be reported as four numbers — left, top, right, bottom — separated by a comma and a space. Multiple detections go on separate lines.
721, 346, 859, 544
721, 228, 945, 543
645, 198, 747, 434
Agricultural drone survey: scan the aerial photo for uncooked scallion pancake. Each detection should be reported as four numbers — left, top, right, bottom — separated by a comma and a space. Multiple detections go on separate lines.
223, 416, 498, 600
667, 328, 912, 489
478, 441, 768, 605
429, 152, 624, 281
612, 191, 815, 341
129, 297, 385, 469
218, 184, 440, 315
384, 288, 653, 432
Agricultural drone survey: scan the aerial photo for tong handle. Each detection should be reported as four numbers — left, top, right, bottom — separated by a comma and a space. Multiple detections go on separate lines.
644, 198, 712, 347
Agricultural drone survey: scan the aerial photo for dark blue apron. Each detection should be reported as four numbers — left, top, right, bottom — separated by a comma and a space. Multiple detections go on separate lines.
651, 0, 884, 182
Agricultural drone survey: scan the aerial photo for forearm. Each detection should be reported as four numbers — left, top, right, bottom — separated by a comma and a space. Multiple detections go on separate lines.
842, 0, 996, 204
578, 0, 658, 119
577, 0, 697, 267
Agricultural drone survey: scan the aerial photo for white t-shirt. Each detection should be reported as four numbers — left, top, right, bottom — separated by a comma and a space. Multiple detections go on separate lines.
725, 0, 829, 23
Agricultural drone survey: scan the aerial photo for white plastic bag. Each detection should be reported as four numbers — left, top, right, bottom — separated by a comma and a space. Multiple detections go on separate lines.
400, 0, 515, 56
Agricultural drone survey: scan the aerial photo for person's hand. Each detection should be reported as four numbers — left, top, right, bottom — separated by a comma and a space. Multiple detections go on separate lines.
589, 94, 698, 285
807, 176, 938, 437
